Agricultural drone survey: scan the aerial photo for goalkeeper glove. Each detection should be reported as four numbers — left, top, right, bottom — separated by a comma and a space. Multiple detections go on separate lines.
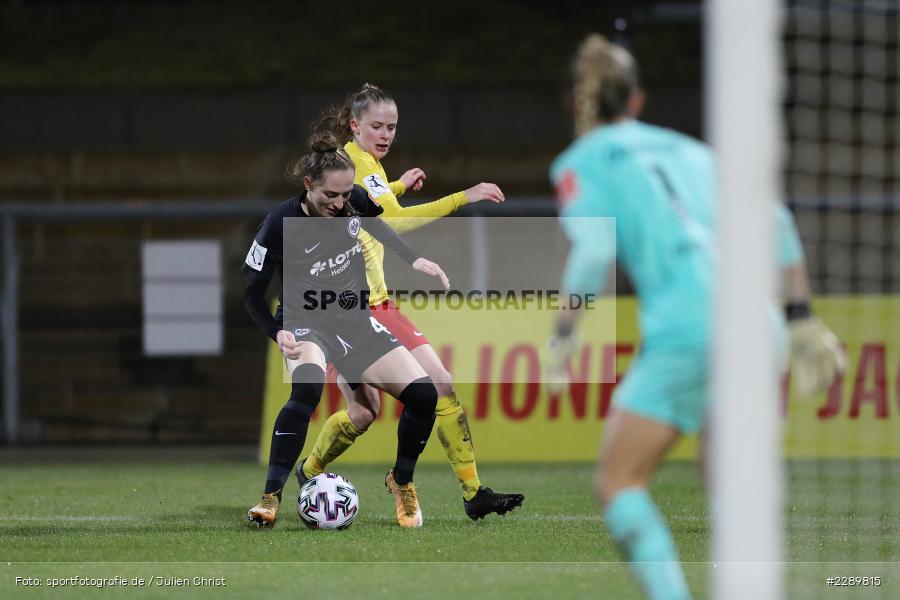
788, 316, 847, 396
542, 333, 580, 395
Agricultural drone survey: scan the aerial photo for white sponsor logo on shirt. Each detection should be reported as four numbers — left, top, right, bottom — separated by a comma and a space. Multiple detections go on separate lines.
310, 243, 362, 276
245, 240, 267, 271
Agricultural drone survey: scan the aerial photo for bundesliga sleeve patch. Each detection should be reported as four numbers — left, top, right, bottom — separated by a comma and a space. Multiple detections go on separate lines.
245, 240, 267, 271
555, 169, 579, 209
362, 173, 390, 198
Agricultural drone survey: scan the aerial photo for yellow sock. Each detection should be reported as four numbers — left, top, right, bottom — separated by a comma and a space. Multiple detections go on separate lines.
302, 410, 364, 479
435, 393, 481, 501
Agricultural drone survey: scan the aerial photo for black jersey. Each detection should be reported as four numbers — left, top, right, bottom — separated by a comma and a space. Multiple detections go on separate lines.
243, 185, 419, 340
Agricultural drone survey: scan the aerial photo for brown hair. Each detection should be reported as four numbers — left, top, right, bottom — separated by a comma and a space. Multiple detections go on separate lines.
315, 83, 395, 144
286, 131, 355, 186
572, 34, 640, 137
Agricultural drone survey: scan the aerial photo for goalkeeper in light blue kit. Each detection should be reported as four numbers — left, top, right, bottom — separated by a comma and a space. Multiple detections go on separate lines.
544, 35, 846, 600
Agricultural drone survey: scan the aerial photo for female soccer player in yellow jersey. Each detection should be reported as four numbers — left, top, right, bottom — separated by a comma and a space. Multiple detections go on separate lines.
297, 83, 525, 523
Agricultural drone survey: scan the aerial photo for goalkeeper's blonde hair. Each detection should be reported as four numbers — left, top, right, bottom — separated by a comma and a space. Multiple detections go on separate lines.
572, 34, 640, 137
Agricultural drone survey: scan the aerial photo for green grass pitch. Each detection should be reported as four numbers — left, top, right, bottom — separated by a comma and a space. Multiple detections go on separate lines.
2, 457, 898, 599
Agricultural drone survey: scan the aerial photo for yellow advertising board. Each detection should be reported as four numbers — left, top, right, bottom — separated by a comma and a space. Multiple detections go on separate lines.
259, 296, 900, 463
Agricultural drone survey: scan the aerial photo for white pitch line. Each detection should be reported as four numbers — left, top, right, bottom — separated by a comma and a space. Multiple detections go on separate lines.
0, 515, 148, 523
1, 514, 712, 524
367, 514, 602, 523
366, 513, 712, 523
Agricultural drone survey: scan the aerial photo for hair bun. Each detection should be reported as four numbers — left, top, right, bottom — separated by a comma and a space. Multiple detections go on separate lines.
309, 131, 339, 153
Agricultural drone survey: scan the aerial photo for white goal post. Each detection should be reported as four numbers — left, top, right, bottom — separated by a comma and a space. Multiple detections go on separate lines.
706, 0, 783, 598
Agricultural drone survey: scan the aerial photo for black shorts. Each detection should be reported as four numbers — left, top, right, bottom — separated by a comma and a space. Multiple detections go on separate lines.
285, 314, 401, 384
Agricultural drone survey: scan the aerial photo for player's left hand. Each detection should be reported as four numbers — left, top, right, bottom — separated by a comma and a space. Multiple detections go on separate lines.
412, 257, 450, 290
541, 333, 579, 395
789, 316, 847, 396
400, 168, 426, 192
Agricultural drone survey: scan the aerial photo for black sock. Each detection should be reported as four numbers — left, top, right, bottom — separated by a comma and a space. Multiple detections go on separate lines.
264, 364, 324, 497
393, 377, 437, 486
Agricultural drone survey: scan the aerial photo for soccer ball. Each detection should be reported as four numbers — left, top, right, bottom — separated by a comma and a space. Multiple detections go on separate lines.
297, 473, 359, 530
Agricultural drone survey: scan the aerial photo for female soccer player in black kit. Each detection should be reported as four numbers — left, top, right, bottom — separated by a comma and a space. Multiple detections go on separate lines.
243, 132, 450, 528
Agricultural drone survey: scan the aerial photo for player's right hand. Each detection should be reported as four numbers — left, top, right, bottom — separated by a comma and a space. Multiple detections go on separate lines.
464, 182, 505, 204
276, 330, 304, 360
788, 317, 847, 396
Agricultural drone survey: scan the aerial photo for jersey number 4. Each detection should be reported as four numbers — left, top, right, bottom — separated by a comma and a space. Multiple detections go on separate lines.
369, 317, 392, 335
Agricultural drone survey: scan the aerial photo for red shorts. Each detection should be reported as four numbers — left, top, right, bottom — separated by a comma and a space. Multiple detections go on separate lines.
369, 299, 430, 351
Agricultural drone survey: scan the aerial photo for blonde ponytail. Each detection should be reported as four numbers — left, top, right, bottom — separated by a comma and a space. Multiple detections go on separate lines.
572, 34, 639, 137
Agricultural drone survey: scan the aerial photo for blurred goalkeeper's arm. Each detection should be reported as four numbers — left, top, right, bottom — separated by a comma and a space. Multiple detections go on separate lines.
777, 204, 847, 396
543, 299, 584, 395
542, 215, 615, 394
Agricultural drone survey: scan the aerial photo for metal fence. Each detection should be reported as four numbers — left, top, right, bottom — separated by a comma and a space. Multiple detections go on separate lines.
0, 200, 555, 445
1, 199, 894, 445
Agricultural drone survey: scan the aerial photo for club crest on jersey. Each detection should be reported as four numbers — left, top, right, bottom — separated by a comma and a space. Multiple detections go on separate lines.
348, 216, 361, 238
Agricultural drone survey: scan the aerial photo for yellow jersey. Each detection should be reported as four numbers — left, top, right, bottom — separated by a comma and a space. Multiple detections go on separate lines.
345, 140, 468, 305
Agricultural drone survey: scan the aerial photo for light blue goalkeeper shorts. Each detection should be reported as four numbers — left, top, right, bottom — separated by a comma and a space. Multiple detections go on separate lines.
613, 345, 710, 434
